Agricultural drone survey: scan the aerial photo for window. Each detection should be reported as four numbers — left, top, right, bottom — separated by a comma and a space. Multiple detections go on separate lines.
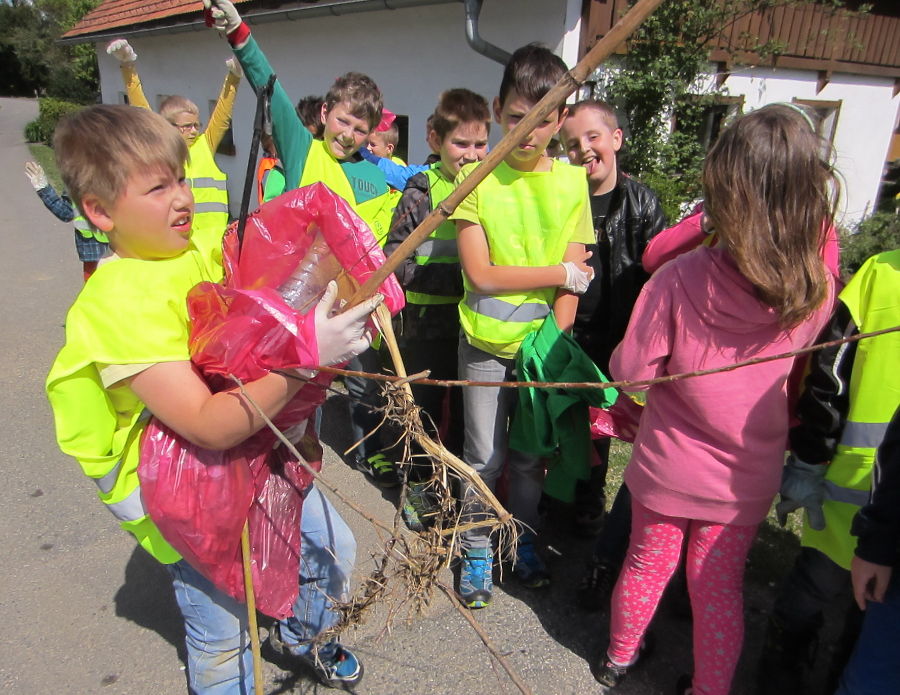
792, 98, 841, 143
673, 95, 744, 152
393, 114, 409, 164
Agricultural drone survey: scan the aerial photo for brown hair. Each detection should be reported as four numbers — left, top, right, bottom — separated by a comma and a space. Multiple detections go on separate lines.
702, 103, 836, 327
324, 72, 383, 130
296, 94, 325, 138
54, 104, 187, 208
430, 88, 491, 141
498, 43, 567, 108
159, 95, 199, 124
567, 99, 619, 131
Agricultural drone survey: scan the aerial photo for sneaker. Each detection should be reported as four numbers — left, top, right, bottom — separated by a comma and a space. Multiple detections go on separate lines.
266, 625, 363, 690
357, 452, 400, 488
401, 481, 438, 532
459, 547, 493, 609
512, 535, 550, 589
576, 557, 616, 612
591, 635, 654, 693
308, 641, 364, 690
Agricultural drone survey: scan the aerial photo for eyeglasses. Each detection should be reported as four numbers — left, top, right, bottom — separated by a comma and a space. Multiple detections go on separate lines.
174, 121, 201, 132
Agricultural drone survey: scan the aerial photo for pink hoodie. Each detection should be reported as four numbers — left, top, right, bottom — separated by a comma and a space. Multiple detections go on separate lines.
610, 246, 835, 525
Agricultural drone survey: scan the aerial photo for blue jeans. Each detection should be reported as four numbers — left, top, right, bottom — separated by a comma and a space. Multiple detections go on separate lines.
167, 484, 357, 694
836, 568, 900, 695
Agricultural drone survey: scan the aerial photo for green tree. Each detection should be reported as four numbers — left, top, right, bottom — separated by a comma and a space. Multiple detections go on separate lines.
1, 0, 100, 102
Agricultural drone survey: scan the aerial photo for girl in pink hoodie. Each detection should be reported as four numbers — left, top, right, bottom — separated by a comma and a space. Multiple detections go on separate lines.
594, 104, 839, 695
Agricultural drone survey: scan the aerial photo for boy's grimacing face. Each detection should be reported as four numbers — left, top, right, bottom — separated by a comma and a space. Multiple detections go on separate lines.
560, 108, 622, 195
494, 89, 565, 170
429, 121, 489, 178
321, 101, 372, 160
82, 165, 194, 260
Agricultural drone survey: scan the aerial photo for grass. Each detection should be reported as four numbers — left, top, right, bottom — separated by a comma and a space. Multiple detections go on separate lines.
27, 143, 65, 192
605, 439, 806, 586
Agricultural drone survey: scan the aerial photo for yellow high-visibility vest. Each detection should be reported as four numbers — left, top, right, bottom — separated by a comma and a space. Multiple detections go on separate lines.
802, 250, 900, 569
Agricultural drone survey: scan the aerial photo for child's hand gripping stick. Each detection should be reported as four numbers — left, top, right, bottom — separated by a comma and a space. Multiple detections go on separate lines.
775, 455, 827, 530
203, 0, 243, 36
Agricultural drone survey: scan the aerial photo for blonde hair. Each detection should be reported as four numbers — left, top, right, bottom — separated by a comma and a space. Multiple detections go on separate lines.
159, 95, 199, 124
702, 104, 836, 327
568, 99, 619, 131
54, 104, 188, 208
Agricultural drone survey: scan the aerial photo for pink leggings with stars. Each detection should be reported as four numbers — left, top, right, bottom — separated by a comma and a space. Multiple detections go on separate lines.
608, 500, 758, 695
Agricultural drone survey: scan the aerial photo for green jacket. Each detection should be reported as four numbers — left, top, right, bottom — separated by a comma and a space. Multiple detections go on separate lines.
511, 314, 618, 503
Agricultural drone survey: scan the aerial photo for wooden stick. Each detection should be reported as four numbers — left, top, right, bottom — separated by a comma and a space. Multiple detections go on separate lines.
346, 0, 667, 308
241, 521, 264, 695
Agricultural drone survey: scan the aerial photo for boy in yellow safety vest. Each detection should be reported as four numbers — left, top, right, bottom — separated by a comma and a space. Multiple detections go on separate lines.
106, 38, 239, 266
758, 249, 900, 694
46, 105, 382, 692
206, 0, 404, 487
450, 44, 595, 608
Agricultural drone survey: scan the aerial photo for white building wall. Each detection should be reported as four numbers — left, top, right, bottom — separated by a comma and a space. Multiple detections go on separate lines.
721, 68, 899, 223
94, 0, 572, 216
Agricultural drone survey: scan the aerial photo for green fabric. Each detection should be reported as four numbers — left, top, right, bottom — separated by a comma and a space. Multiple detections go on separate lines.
510, 313, 618, 503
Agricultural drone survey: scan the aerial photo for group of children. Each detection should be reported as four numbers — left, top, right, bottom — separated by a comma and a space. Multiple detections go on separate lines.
41, 0, 899, 693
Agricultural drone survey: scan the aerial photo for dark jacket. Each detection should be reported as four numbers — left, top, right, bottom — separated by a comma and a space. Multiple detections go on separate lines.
852, 405, 900, 567
383, 170, 463, 343
572, 174, 666, 372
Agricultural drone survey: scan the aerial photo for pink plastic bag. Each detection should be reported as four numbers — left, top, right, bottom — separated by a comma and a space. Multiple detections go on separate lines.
589, 395, 644, 443
138, 184, 404, 618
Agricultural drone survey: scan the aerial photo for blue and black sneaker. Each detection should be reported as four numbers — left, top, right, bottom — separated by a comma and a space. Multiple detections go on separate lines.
307, 642, 364, 690
512, 534, 550, 589
459, 547, 493, 609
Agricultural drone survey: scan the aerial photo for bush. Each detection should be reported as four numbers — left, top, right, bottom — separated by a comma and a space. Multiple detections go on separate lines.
840, 212, 900, 277
23, 97, 83, 145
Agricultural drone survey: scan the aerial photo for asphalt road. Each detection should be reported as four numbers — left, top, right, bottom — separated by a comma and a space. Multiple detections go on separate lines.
0, 96, 834, 695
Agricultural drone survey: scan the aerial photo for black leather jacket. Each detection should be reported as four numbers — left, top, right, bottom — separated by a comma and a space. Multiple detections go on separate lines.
573, 174, 666, 373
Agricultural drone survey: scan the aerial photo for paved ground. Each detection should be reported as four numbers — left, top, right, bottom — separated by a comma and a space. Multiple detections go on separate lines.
0, 97, 845, 695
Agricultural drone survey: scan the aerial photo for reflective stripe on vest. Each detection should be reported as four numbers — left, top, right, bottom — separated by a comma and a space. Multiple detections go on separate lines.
73, 214, 109, 244
465, 293, 550, 323
94, 461, 121, 495
416, 237, 459, 261
839, 421, 890, 449
802, 249, 900, 569
104, 485, 148, 523
187, 137, 229, 231
823, 479, 870, 506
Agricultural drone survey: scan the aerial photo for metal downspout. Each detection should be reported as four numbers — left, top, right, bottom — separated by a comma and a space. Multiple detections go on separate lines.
463, 0, 511, 66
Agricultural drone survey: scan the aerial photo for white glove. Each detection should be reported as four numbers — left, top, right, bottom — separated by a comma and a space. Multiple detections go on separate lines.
203, 0, 243, 36
314, 281, 383, 366
24, 162, 48, 190
106, 38, 137, 63
560, 261, 594, 294
225, 56, 243, 78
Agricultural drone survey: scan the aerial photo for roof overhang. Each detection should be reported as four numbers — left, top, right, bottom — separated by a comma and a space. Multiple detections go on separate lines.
60, 0, 457, 45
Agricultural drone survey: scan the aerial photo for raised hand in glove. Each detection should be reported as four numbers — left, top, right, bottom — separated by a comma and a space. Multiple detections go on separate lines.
106, 38, 137, 63
225, 56, 243, 79
775, 454, 828, 530
203, 0, 243, 36
24, 162, 48, 190
314, 281, 383, 366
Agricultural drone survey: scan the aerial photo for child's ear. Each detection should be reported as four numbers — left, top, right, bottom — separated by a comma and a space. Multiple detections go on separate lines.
426, 129, 442, 154
319, 102, 329, 126
554, 106, 569, 134
80, 194, 115, 234
492, 97, 503, 125
612, 128, 623, 152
